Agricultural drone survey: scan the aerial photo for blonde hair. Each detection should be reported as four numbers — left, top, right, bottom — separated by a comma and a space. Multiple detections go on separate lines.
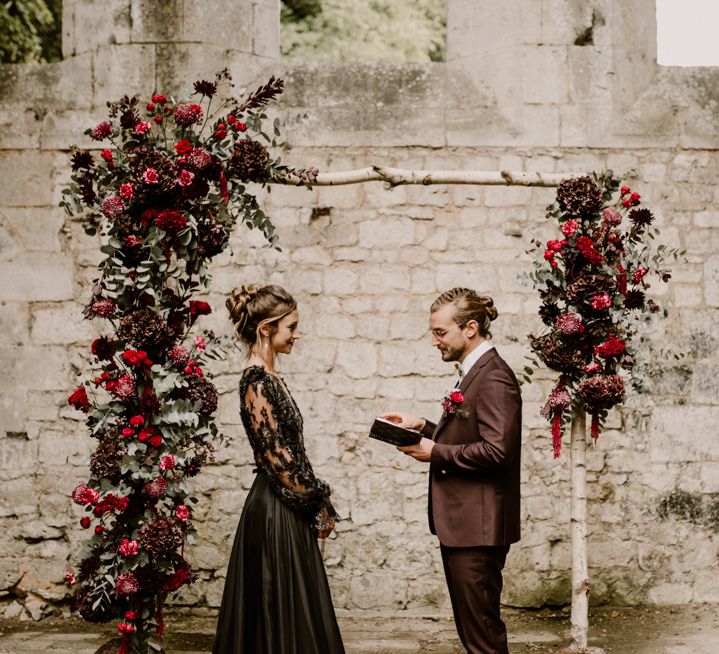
430, 288, 498, 339
226, 284, 296, 346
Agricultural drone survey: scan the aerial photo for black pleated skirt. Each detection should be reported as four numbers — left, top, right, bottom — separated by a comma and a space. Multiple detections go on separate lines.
212, 472, 345, 654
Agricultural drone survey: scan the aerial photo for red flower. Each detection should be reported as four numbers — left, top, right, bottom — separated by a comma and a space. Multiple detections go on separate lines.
177, 169, 195, 187
146, 103, 155, 111
65, 571, 78, 586
124, 235, 143, 247
544, 249, 555, 261
122, 427, 134, 437
449, 390, 464, 404
117, 622, 136, 634
91, 299, 116, 317
107, 374, 136, 402
590, 294, 612, 310
561, 219, 579, 237
176, 505, 191, 522
100, 195, 125, 220
134, 121, 151, 135
118, 538, 139, 557
546, 239, 566, 252
169, 345, 190, 366
213, 128, 228, 140
100, 148, 114, 165
80, 517, 91, 529
633, 266, 648, 282
149, 435, 163, 448
152, 94, 166, 104
129, 415, 144, 427
68, 386, 90, 412
95, 525, 104, 535
194, 336, 206, 351
122, 349, 148, 366
620, 186, 631, 196
91, 121, 113, 140
175, 139, 193, 155
155, 210, 187, 233
115, 572, 139, 596
91, 339, 116, 365
238, 122, 247, 132
189, 300, 212, 317
595, 336, 626, 358
142, 167, 159, 184
124, 611, 137, 621
163, 566, 191, 592
154, 115, 164, 124
72, 483, 99, 505
584, 362, 601, 373
630, 192, 641, 205
174, 103, 204, 127
602, 208, 622, 226
159, 455, 175, 471
119, 183, 134, 200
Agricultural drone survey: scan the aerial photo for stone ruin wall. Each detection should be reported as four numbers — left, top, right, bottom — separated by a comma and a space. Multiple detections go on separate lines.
1, 0, 718, 620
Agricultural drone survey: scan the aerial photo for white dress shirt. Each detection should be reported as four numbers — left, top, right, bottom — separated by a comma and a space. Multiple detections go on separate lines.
460, 340, 495, 377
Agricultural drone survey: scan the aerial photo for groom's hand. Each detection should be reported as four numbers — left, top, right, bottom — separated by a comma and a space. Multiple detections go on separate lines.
397, 437, 435, 463
380, 412, 425, 432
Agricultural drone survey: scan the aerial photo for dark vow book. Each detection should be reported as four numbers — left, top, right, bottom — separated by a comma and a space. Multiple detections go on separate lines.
369, 418, 422, 447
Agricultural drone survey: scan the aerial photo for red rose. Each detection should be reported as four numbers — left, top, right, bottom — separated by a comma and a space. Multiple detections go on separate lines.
122, 427, 134, 437
100, 148, 113, 163
142, 167, 159, 184
152, 94, 166, 104
154, 115, 164, 124
213, 128, 228, 140
177, 169, 195, 187
95, 525, 104, 535
176, 505, 191, 522
138, 428, 151, 442
620, 186, 631, 196
124, 611, 137, 621
449, 390, 464, 404
119, 183, 134, 200
80, 517, 91, 529
149, 435, 163, 448
129, 415, 144, 427
633, 266, 648, 282
189, 300, 212, 317
146, 103, 155, 111
68, 386, 90, 412
175, 139, 193, 155
561, 219, 579, 237
544, 249, 555, 261
238, 122, 247, 132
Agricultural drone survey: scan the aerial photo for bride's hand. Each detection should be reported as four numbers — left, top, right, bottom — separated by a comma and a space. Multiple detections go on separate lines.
317, 507, 335, 539
380, 412, 425, 432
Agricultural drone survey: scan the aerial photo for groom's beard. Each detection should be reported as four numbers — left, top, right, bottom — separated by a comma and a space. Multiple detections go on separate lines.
439, 342, 465, 362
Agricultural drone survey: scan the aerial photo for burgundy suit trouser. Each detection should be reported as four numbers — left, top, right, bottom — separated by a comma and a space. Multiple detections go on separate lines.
440, 544, 510, 654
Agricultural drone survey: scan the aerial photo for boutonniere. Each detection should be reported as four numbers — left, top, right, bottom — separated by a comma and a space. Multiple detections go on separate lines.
442, 388, 469, 418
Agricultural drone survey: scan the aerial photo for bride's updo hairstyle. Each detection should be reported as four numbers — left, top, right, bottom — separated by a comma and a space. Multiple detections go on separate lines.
226, 284, 297, 347
431, 287, 498, 339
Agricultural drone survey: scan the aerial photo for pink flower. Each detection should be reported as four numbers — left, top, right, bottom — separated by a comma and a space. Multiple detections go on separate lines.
119, 183, 134, 200
72, 483, 99, 506
123, 235, 143, 247
602, 208, 622, 226
633, 266, 648, 282
91, 121, 113, 141
591, 294, 612, 310
177, 169, 195, 187
187, 147, 212, 170
144, 476, 167, 498
142, 167, 159, 184
555, 312, 583, 336
100, 195, 125, 220
118, 538, 139, 557
91, 299, 116, 317
561, 219, 579, 237
176, 505, 191, 522
584, 362, 601, 373
134, 121, 151, 135
168, 345, 190, 366
159, 455, 175, 471
547, 388, 571, 411
174, 103, 204, 127
193, 336, 206, 351
108, 375, 136, 402
117, 622, 136, 634
65, 571, 78, 586
115, 572, 139, 596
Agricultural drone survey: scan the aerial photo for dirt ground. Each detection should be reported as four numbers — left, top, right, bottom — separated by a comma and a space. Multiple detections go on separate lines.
0, 604, 717, 653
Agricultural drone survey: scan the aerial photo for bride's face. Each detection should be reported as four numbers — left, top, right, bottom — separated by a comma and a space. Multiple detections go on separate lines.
271, 309, 300, 355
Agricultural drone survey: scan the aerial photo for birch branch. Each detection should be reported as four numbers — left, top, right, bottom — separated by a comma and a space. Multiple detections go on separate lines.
278, 166, 580, 188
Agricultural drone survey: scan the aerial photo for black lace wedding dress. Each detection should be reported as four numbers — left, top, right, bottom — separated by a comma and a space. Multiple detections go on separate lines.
213, 365, 345, 654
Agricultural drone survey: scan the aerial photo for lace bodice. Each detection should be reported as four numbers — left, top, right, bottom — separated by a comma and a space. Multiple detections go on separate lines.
239, 365, 337, 529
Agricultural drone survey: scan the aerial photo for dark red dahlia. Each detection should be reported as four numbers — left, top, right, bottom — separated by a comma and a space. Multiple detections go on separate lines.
556, 176, 603, 219
193, 79, 217, 97
90, 121, 113, 141
155, 210, 188, 233
68, 386, 91, 412
91, 337, 116, 361
229, 139, 270, 182
138, 517, 184, 555
163, 565, 192, 592
71, 150, 94, 171
114, 572, 139, 596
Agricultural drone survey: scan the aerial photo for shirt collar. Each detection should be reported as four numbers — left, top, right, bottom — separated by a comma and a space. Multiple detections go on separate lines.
460, 340, 495, 376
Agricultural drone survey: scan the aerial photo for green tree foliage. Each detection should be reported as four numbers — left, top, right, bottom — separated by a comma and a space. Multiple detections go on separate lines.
281, 0, 446, 63
0, 0, 62, 63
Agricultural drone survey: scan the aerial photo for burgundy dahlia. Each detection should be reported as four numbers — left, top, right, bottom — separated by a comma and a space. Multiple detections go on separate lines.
68, 386, 91, 412
118, 308, 172, 351
229, 139, 270, 182
577, 373, 625, 411
193, 79, 217, 98
91, 337, 116, 361
71, 150, 94, 171
155, 210, 188, 233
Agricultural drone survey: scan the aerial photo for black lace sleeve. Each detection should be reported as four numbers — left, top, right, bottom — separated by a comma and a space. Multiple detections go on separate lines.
240, 368, 338, 529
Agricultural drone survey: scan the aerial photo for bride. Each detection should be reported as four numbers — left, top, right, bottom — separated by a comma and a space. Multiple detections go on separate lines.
213, 284, 344, 654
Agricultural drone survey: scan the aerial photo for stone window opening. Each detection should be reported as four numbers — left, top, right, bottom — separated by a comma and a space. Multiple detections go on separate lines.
280, 0, 446, 63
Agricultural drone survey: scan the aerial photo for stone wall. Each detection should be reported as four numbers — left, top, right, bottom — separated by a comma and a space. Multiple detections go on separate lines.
1, 0, 718, 620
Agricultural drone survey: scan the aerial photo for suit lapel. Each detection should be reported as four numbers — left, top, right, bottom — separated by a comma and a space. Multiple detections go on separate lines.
432, 349, 498, 441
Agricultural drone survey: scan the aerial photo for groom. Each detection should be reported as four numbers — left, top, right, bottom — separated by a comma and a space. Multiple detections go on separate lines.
382, 288, 522, 654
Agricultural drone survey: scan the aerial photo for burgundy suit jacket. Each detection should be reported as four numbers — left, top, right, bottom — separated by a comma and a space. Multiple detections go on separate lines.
421, 349, 522, 548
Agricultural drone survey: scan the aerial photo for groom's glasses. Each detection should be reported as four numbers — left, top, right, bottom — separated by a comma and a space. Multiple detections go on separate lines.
430, 323, 465, 339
